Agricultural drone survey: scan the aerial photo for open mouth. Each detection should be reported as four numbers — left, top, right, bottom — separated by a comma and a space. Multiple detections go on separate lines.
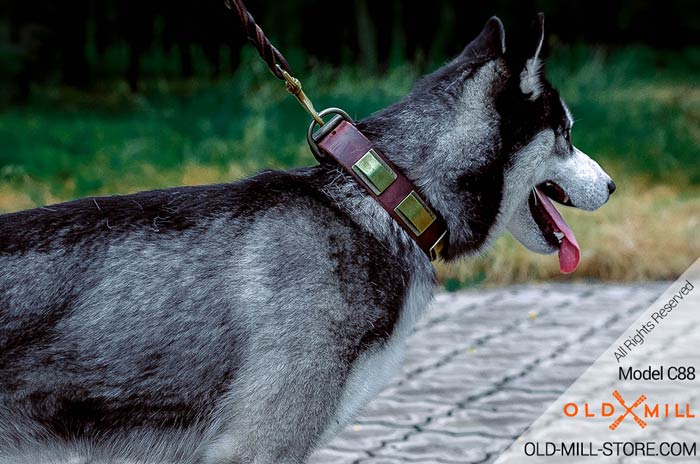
528, 181, 580, 274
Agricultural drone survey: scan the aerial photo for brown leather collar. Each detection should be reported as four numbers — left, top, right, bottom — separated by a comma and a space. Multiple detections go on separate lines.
311, 115, 448, 261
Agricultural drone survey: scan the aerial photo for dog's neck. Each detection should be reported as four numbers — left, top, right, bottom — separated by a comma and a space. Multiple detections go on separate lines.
316, 161, 436, 278
355, 69, 505, 262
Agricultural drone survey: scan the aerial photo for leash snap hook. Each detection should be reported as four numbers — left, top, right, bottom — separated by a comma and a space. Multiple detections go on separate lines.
277, 65, 324, 126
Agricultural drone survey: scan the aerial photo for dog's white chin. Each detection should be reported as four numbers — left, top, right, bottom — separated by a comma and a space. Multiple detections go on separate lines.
506, 202, 558, 254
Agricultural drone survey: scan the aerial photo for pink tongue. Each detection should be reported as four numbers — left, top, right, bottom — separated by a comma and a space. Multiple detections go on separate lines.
534, 188, 580, 274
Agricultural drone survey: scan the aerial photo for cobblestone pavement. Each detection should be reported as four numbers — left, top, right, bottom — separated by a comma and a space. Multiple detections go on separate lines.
310, 282, 669, 464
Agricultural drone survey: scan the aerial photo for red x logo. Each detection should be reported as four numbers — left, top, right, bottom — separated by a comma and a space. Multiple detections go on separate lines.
609, 390, 647, 430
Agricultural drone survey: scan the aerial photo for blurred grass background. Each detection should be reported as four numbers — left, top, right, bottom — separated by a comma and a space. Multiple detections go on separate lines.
1, 2, 699, 287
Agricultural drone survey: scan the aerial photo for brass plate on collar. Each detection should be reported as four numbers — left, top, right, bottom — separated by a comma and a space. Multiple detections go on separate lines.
395, 191, 436, 236
352, 149, 397, 195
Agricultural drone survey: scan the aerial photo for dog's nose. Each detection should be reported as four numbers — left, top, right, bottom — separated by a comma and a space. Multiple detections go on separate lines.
607, 180, 616, 195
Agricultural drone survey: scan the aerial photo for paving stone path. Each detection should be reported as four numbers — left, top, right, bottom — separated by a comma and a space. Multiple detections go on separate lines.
310, 282, 669, 464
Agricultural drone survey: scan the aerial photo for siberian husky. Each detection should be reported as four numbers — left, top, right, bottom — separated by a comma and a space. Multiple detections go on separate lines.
0, 14, 614, 464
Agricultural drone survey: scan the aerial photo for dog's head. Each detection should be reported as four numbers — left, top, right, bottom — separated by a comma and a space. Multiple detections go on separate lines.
360, 14, 614, 272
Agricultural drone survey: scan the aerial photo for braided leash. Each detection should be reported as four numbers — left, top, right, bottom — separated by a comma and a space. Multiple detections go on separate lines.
224, 0, 324, 125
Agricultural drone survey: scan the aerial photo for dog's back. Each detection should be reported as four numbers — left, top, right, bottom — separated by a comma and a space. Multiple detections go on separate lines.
0, 165, 424, 463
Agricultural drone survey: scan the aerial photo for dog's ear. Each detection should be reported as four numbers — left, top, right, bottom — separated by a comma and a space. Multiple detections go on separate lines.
519, 13, 545, 100
461, 16, 506, 61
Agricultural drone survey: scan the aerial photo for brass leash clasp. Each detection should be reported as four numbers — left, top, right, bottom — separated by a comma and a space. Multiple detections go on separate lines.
277, 66, 324, 126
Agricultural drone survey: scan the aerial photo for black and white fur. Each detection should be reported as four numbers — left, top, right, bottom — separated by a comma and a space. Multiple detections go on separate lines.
0, 15, 614, 464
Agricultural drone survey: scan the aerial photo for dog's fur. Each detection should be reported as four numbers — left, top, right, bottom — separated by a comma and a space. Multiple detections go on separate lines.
0, 15, 613, 464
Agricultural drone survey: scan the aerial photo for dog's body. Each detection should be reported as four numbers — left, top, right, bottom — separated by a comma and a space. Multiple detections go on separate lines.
0, 16, 614, 464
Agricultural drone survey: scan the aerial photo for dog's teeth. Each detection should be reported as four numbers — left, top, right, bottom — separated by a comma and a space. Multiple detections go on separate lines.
554, 231, 565, 241
562, 194, 570, 203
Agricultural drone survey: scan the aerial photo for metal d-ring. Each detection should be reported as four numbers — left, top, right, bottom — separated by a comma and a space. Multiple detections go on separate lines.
307, 108, 353, 162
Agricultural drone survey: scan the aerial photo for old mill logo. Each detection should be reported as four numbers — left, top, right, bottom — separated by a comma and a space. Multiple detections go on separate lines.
563, 390, 695, 430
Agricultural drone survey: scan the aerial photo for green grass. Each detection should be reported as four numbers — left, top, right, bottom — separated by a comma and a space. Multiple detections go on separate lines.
1, 45, 699, 206
0, 48, 419, 204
